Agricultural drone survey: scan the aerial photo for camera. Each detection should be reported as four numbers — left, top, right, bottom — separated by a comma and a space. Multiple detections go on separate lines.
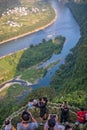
50, 114, 56, 119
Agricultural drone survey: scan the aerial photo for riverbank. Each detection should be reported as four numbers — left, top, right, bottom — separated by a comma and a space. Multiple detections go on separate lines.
0, 36, 65, 85
0, 9, 57, 45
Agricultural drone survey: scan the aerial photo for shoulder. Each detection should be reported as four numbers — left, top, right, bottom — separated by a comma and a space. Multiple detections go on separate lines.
30, 122, 38, 128
58, 125, 65, 130
17, 122, 22, 128
5, 123, 12, 129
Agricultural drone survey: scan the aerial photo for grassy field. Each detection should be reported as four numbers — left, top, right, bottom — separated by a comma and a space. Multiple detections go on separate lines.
0, 0, 56, 42
21, 66, 47, 83
0, 53, 47, 84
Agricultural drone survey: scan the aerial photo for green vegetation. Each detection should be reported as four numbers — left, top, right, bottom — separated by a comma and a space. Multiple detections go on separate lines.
44, 59, 61, 69
21, 67, 47, 83
0, 0, 56, 42
0, 86, 55, 128
0, 84, 31, 127
1, 87, 87, 130
1, 1, 87, 129
0, 35, 65, 126
0, 36, 65, 84
17, 36, 65, 70
51, 2, 87, 108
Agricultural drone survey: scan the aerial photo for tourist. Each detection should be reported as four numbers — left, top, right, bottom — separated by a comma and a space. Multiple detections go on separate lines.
37, 97, 48, 125
4, 118, 16, 130
44, 114, 65, 130
76, 108, 85, 125
65, 125, 72, 130
17, 111, 38, 130
60, 101, 70, 124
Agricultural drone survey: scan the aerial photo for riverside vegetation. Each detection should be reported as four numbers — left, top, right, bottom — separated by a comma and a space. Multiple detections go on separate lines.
50, 1, 87, 108
0, 0, 55, 43
0, 36, 65, 127
0, 36, 65, 84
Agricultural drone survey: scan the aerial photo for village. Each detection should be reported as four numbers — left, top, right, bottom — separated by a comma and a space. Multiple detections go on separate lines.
1, 6, 47, 28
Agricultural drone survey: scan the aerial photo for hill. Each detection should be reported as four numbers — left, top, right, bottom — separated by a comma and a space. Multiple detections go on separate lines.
51, 1, 87, 108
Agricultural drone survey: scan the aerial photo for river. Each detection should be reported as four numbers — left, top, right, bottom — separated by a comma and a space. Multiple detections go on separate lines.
0, 0, 81, 88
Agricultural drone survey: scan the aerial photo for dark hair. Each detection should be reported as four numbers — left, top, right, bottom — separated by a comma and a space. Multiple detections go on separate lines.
43, 97, 48, 103
65, 125, 72, 130
29, 99, 33, 102
5, 119, 10, 125
80, 108, 84, 111
22, 111, 30, 121
48, 118, 55, 130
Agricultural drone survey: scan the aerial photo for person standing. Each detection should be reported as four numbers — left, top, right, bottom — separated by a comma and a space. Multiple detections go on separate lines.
65, 125, 72, 130
17, 111, 38, 130
60, 101, 69, 124
4, 118, 16, 130
37, 97, 48, 125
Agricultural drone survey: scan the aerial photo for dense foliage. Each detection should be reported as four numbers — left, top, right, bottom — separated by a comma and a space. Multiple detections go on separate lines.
0, 36, 65, 126
0, 36, 65, 84
0, 86, 56, 128
17, 36, 65, 70
51, 2, 87, 108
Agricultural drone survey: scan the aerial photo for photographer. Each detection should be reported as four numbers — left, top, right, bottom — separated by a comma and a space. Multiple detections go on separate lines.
17, 111, 38, 130
28, 99, 38, 109
60, 101, 69, 124
4, 118, 16, 130
44, 114, 65, 130
37, 97, 48, 125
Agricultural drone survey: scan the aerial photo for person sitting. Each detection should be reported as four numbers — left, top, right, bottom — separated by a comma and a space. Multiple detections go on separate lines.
44, 114, 65, 130
4, 118, 16, 130
65, 125, 72, 130
17, 111, 38, 130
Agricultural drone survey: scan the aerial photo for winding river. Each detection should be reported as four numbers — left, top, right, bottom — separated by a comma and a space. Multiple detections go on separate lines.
0, 0, 81, 88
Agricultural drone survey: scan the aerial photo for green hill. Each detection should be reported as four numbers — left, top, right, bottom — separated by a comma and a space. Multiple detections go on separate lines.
51, 2, 87, 108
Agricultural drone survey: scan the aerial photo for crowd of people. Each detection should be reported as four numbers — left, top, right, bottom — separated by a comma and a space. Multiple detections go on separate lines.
4, 99, 87, 130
